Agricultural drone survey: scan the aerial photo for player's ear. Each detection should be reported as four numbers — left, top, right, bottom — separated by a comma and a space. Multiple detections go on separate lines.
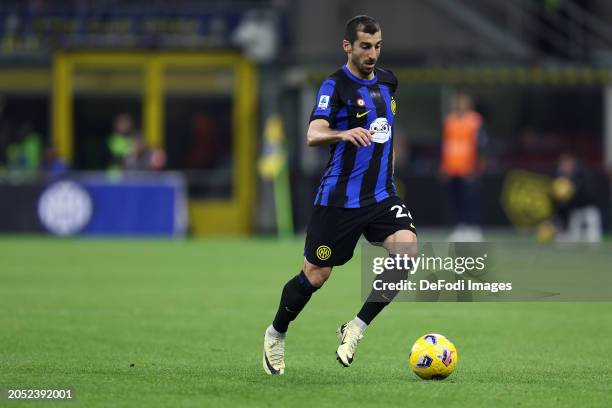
342, 39, 352, 53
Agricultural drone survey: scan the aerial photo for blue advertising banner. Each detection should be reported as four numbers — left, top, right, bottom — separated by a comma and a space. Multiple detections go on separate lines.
1, 172, 187, 237
77, 173, 187, 236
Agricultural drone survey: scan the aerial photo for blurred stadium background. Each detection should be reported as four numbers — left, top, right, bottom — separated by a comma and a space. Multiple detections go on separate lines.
2, 2, 612, 406
0, 0, 611, 240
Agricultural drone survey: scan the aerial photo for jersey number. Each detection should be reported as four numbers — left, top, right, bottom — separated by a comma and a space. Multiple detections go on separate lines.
391, 204, 411, 219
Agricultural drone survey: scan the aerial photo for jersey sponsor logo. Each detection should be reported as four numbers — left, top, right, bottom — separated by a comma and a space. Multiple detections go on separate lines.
316, 245, 332, 260
391, 97, 397, 115
318, 95, 330, 109
369, 117, 391, 143
356, 110, 371, 118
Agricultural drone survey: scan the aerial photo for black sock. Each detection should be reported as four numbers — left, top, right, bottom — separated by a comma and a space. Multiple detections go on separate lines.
357, 257, 410, 325
356, 302, 387, 325
272, 271, 319, 333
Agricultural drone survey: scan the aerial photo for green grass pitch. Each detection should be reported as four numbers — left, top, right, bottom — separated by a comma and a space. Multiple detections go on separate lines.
1, 236, 611, 407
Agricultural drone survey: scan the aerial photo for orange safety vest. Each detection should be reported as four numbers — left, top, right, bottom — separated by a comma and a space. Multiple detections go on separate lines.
441, 111, 482, 177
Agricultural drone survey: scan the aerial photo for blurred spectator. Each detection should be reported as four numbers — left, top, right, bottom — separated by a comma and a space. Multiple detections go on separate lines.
124, 137, 166, 171
42, 145, 68, 176
107, 113, 136, 170
182, 113, 222, 169
440, 92, 488, 242
550, 153, 602, 242
5, 124, 41, 177
107, 113, 166, 172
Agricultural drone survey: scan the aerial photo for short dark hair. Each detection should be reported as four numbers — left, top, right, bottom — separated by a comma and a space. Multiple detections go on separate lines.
344, 15, 380, 44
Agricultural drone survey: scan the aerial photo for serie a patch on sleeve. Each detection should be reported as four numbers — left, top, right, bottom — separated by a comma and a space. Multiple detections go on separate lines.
318, 95, 330, 109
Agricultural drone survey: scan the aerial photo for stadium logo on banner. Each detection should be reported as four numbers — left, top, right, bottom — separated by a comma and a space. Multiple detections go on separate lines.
316, 245, 331, 260
38, 181, 93, 236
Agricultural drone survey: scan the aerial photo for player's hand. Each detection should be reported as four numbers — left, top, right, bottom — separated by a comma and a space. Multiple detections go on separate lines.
340, 128, 375, 147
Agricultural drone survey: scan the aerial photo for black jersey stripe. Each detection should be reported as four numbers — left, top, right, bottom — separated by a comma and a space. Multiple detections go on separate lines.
328, 146, 356, 207
358, 84, 390, 206
385, 136, 396, 196
328, 90, 370, 207
314, 143, 336, 205
377, 84, 397, 199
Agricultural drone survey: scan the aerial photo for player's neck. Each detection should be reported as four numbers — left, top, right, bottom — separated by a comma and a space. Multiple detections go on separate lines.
345, 61, 374, 80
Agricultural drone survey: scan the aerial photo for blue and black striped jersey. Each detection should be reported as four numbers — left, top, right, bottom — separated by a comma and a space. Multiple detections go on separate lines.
310, 65, 398, 208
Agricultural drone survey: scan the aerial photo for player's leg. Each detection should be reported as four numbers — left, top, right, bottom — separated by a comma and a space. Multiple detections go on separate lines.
263, 261, 330, 375
263, 204, 362, 375
336, 198, 417, 367
336, 231, 416, 367
271, 261, 331, 334
356, 228, 417, 322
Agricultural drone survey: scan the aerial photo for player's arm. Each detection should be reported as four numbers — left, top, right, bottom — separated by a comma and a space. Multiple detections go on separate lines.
307, 119, 373, 147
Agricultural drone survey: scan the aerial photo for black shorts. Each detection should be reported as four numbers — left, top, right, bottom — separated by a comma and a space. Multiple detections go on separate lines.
304, 196, 417, 267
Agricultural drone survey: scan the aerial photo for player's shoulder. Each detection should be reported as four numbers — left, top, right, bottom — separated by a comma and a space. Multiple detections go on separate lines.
327, 67, 352, 87
375, 67, 397, 81
316, 68, 346, 93
375, 67, 398, 91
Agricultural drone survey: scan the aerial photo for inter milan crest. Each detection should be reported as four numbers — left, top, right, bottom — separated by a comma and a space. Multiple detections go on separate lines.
316, 245, 331, 260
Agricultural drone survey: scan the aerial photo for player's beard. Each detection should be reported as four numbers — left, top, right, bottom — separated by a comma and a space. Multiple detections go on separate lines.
352, 54, 376, 78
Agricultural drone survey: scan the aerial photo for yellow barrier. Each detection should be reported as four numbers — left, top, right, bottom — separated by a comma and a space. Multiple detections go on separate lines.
52, 52, 257, 235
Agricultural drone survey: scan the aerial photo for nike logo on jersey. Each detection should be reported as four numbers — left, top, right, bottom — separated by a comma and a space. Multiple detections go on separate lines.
356, 110, 371, 118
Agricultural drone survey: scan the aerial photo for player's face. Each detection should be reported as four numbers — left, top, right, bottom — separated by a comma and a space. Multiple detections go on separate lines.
347, 31, 382, 77
453, 94, 472, 114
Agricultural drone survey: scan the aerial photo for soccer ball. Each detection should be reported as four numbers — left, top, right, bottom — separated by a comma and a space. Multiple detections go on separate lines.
409, 333, 458, 380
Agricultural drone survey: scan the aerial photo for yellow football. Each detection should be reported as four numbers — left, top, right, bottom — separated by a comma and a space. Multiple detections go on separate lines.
409, 333, 458, 380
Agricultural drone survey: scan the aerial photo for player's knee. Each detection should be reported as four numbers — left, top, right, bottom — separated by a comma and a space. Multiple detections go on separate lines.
303, 261, 332, 288
384, 230, 418, 257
